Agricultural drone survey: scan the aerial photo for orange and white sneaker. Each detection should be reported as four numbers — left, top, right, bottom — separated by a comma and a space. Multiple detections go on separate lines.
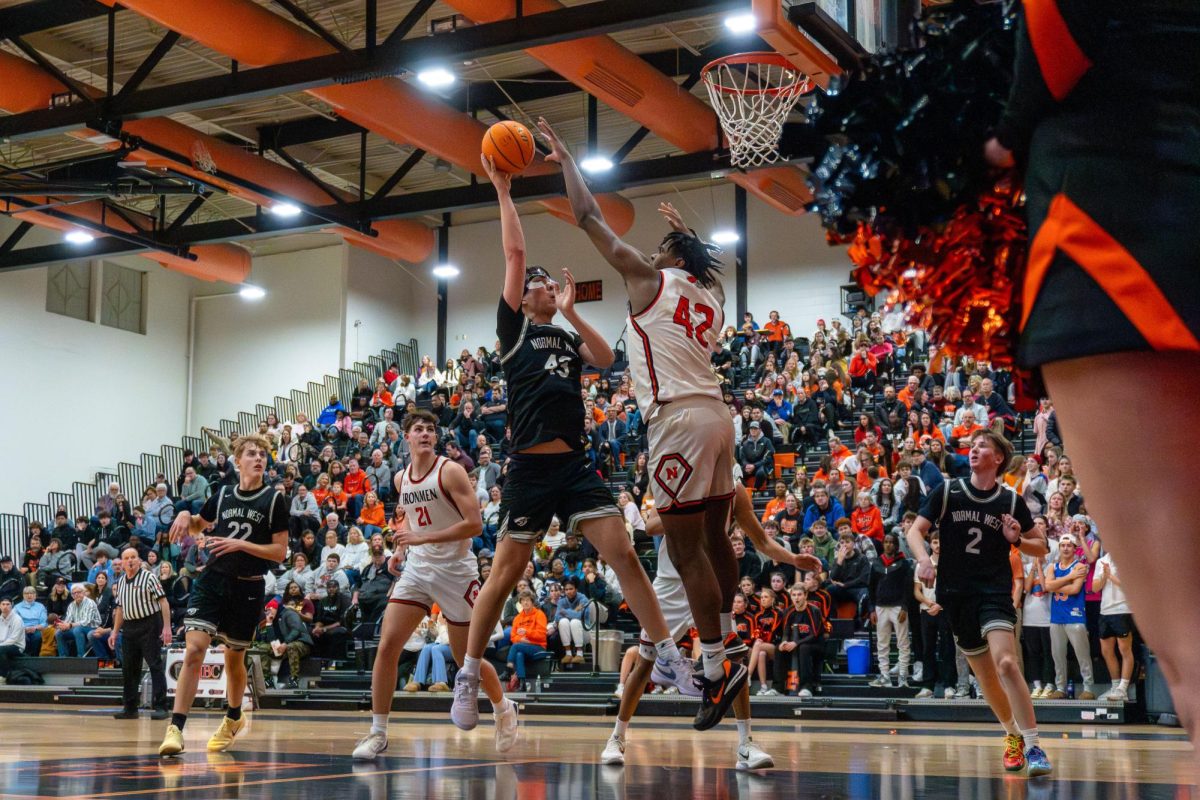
1003, 734, 1026, 772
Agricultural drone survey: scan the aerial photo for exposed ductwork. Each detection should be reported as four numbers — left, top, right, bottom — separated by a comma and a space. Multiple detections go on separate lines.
0, 50, 435, 265
438, 0, 823, 217
9, 196, 251, 283
95, 0, 636, 235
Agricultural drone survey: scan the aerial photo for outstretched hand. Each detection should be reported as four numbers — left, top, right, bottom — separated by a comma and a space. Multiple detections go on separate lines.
536, 117, 568, 164
480, 154, 511, 192
556, 268, 577, 315
658, 202, 688, 233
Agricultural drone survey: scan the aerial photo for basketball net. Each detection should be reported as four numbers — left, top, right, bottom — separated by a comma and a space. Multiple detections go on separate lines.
702, 52, 810, 168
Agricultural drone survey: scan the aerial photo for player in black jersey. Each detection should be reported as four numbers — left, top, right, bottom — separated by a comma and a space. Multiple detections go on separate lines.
159, 433, 287, 757
451, 155, 698, 732
907, 430, 1052, 777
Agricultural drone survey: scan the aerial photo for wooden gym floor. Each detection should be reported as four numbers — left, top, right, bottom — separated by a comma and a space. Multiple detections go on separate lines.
0, 705, 1194, 799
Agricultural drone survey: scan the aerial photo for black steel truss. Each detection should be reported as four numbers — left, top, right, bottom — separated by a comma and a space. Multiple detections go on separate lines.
0, 0, 109, 40
0, 0, 745, 142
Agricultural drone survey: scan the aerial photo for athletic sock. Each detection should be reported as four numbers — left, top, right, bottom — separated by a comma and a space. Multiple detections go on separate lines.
171, 712, 187, 731
371, 714, 389, 735
225, 705, 242, 721
639, 641, 656, 661
1001, 718, 1020, 737
654, 638, 681, 662
1021, 726, 1041, 751
461, 655, 481, 677
613, 719, 628, 739
1117, 679, 1129, 691
699, 638, 728, 682
736, 719, 751, 745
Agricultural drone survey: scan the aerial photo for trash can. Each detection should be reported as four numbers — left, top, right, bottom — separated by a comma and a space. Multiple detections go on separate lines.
845, 639, 870, 676
598, 630, 624, 672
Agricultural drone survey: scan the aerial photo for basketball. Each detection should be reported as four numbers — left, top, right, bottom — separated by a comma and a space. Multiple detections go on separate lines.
482, 120, 535, 174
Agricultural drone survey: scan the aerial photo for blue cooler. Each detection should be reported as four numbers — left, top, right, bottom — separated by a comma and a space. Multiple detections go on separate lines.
845, 639, 870, 676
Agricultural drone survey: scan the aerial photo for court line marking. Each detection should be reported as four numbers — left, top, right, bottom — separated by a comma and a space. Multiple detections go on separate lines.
0, 758, 548, 800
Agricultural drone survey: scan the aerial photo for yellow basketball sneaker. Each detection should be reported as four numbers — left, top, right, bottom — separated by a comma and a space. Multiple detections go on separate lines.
207, 715, 246, 752
158, 724, 185, 757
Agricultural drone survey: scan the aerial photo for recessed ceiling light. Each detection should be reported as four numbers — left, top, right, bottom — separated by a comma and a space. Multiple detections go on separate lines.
64, 230, 95, 245
432, 264, 460, 279
724, 12, 757, 33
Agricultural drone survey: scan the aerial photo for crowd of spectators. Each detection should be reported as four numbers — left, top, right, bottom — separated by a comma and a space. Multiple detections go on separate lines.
1, 307, 1133, 706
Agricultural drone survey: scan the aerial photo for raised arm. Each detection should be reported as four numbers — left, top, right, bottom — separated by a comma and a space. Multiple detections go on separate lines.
557, 268, 614, 369
536, 118, 657, 288
482, 154, 527, 311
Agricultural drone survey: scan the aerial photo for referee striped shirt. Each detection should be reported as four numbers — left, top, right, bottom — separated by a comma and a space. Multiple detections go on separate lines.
114, 568, 166, 621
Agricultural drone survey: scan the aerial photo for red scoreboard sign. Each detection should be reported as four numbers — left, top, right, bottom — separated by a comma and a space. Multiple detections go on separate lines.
575, 279, 603, 303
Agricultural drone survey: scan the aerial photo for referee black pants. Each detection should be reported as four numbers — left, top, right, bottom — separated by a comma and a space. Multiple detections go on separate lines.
121, 617, 166, 711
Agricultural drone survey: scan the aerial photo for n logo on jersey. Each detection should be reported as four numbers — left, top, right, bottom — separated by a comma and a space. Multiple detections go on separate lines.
653, 453, 693, 502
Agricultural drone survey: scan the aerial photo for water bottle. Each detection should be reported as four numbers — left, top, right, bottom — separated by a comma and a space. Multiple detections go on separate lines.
1067, 679, 1075, 699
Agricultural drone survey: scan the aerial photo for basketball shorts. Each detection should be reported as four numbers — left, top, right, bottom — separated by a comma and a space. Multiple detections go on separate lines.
183, 570, 266, 651
1017, 115, 1200, 368
646, 397, 735, 514
1098, 613, 1134, 639
388, 557, 481, 625
497, 451, 619, 544
938, 591, 1016, 657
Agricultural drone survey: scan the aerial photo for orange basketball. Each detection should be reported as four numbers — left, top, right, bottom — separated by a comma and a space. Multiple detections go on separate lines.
482, 120, 535, 174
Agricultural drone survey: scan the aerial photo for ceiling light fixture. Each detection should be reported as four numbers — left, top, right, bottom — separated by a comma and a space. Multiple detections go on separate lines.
417, 67, 456, 88
269, 202, 302, 217
432, 264, 460, 279
711, 230, 740, 245
724, 12, 757, 33
64, 230, 95, 245
238, 285, 266, 300
580, 155, 614, 174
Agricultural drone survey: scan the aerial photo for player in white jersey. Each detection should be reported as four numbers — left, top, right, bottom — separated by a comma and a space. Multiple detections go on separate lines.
352, 411, 516, 760
540, 117, 744, 730
601, 465, 823, 767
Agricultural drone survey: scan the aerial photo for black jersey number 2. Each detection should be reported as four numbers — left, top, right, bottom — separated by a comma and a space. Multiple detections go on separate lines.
543, 354, 571, 378
964, 526, 983, 555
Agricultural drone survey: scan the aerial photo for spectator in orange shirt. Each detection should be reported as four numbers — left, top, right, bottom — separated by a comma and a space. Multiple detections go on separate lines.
342, 458, 371, 520
505, 592, 548, 691
828, 437, 853, 469
760, 482, 789, 524
897, 375, 921, 409
851, 491, 885, 543
950, 411, 984, 455
356, 491, 386, 537
762, 310, 792, 359
848, 339, 879, 395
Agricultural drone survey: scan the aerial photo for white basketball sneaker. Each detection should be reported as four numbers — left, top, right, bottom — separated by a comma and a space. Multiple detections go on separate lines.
601, 734, 626, 766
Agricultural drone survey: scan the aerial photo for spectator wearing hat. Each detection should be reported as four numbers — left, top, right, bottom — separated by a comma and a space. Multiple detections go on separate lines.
0, 557, 22, 604
87, 511, 128, 562
1043, 532, 1096, 699
739, 420, 775, 492
312, 578, 352, 658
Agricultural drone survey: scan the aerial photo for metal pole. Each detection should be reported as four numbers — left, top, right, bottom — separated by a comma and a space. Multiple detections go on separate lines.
734, 185, 748, 322
436, 212, 449, 365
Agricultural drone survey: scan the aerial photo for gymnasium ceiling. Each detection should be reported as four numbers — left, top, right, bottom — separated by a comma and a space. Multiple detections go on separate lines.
0, 0, 840, 266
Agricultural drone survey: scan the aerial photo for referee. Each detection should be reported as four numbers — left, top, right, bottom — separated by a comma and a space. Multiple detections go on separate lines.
108, 547, 172, 720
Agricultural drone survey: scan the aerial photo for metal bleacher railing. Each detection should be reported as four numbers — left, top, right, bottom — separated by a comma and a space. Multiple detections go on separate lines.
0, 338, 419, 560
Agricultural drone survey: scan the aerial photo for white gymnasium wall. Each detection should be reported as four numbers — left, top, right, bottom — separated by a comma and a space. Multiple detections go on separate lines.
343, 247, 437, 367
0, 222, 196, 515
190, 245, 347, 430
443, 183, 853, 353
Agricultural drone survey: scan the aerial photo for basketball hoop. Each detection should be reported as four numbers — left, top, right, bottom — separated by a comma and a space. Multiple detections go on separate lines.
702, 52, 811, 168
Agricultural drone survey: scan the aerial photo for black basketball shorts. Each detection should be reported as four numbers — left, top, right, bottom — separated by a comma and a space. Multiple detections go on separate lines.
1098, 613, 1134, 639
938, 591, 1017, 657
183, 570, 266, 651
497, 451, 619, 544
